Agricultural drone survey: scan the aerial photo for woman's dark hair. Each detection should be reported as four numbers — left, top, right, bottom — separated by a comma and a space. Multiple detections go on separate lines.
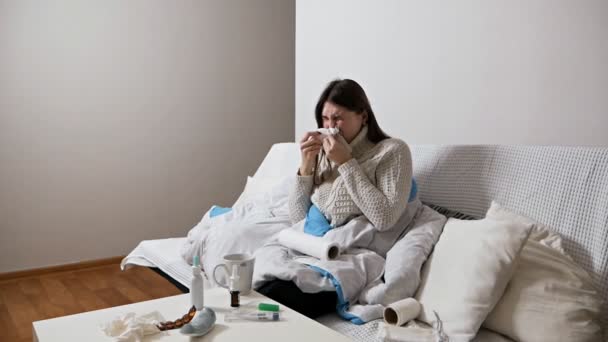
314, 79, 390, 143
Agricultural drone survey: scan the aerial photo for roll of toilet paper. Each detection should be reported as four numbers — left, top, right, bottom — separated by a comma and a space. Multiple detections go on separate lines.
277, 229, 339, 260
383, 298, 421, 326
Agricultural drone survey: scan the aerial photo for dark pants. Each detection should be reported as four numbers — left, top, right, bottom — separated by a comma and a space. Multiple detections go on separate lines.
256, 279, 337, 319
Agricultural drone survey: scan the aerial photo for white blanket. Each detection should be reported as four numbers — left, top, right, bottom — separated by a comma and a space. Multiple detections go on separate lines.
181, 191, 446, 324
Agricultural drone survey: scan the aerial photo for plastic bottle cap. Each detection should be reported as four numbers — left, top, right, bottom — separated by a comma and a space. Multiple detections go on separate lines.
258, 303, 279, 312
192, 256, 202, 276
229, 265, 240, 291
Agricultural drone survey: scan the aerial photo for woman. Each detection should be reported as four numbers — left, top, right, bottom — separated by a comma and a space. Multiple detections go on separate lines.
257, 79, 414, 318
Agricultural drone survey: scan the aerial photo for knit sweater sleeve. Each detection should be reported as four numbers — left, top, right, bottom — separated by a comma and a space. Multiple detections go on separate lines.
337, 140, 412, 231
288, 172, 314, 223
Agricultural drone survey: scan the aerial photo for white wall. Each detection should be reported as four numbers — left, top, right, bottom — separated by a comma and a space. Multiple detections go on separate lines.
0, 0, 295, 272
296, 0, 608, 146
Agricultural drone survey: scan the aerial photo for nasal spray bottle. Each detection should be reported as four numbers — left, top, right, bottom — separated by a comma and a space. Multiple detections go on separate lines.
179, 256, 216, 337
224, 263, 281, 323
229, 264, 240, 307
191, 255, 204, 310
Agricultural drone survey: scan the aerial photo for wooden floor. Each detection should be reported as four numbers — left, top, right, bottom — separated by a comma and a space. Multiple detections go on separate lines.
0, 264, 182, 342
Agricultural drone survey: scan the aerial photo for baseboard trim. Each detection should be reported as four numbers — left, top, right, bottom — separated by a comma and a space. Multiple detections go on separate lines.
0, 256, 125, 281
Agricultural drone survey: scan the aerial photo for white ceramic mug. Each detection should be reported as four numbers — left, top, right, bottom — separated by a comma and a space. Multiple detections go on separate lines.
212, 253, 255, 294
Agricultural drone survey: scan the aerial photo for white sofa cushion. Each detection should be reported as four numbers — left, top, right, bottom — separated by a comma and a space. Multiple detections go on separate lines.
233, 142, 299, 209
483, 201, 604, 342
414, 217, 531, 341
253, 142, 300, 179
409, 145, 608, 326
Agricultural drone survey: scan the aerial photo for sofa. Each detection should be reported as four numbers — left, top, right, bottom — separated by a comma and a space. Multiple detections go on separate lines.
123, 143, 607, 341
320, 144, 607, 341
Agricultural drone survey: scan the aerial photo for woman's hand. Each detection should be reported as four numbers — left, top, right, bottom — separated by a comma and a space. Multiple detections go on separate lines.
323, 135, 352, 165
299, 132, 323, 176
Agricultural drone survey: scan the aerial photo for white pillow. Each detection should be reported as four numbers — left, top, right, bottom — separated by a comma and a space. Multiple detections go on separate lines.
414, 217, 532, 341
233, 176, 272, 207
233, 175, 294, 209
485, 200, 565, 252
483, 201, 604, 342
253, 143, 300, 179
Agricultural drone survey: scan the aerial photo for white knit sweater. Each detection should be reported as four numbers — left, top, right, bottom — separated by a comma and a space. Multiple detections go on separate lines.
288, 126, 413, 230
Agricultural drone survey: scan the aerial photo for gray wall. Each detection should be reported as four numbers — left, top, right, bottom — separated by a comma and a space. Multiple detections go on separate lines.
0, 0, 295, 272
296, 0, 608, 146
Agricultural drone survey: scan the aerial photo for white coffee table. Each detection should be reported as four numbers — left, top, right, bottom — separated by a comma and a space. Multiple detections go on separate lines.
33, 287, 352, 341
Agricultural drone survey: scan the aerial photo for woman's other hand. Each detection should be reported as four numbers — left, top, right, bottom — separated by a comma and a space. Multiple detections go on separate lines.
299, 132, 322, 176
323, 135, 352, 165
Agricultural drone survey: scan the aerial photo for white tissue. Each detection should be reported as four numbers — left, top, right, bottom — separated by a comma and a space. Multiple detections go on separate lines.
316, 127, 340, 136
101, 311, 165, 342
384, 297, 421, 326
377, 322, 437, 342
277, 229, 339, 260
308, 128, 340, 142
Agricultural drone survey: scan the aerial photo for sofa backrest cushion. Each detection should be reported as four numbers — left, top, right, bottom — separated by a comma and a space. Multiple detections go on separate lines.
410, 144, 608, 326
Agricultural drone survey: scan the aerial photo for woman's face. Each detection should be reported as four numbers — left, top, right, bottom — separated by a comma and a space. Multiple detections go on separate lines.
321, 101, 367, 143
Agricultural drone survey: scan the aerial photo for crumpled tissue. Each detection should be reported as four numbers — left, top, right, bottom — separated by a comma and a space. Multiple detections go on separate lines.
101, 311, 166, 342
